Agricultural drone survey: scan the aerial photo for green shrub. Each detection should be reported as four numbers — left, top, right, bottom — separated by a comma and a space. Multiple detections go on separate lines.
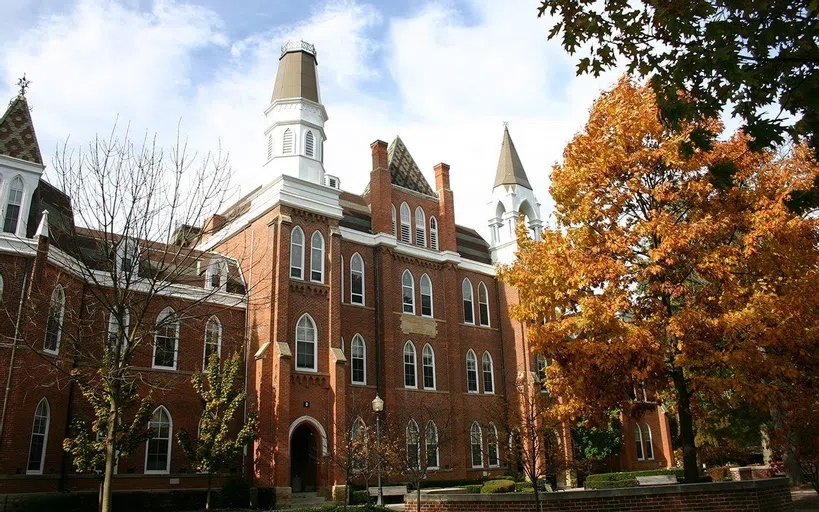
350, 490, 370, 505
585, 469, 684, 489
220, 474, 251, 508
288, 506, 392, 512
464, 484, 483, 493
515, 481, 534, 492
481, 479, 515, 494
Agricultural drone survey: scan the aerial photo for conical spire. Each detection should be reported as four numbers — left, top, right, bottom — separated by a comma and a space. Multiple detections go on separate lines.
493, 126, 530, 189
271, 40, 320, 103
0, 95, 43, 164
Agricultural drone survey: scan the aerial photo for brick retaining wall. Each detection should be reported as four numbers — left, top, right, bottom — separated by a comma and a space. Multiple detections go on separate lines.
406, 478, 793, 512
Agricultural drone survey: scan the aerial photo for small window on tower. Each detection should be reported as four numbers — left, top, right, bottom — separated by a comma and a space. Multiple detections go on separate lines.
282, 128, 294, 154
267, 135, 273, 160
305, 131, 315, 158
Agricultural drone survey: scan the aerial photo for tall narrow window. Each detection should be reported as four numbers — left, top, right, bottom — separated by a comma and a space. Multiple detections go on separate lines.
403, 341, 417, 388
351, 335, 365, 385
108, 308, 130, 353
429, 217, 438, 250
290, 226, 304, 279
402, 270, 415, 314
391, 204, 397, 237
478, 282, 490, 326
420, 274, 433, 317
466, 350, 479, 393
43, 285, 65, 354
3, 176, 24, 234
145, 406, 172, 474
0, 273, 4, 303
470, 422, 483, 468
267, 134, 273, 160
305, 130, 315, 157
352, 418, 367, 470
422, 344, 436, 390
203, 316, 222, 370
487, 423, 499, 467
425, 421, 439, 469
634, 424, 644, 460
414, 207, 426, 247
310, 231, 325, 282
153, 308, 179, 369
282, 128, 293, 154
399, 202, 411, 243
350, 253, 364, 305
26, 398, 49, 474
482, 352, 495, 394
206, 258, 228, 291
462, 279, 474, 324
406, 420, 420, 469
643, 424, 654, 460
296, 314, 317, 371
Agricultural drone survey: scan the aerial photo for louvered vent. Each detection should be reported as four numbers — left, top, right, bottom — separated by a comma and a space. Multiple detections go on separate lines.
282, 128, 293, 154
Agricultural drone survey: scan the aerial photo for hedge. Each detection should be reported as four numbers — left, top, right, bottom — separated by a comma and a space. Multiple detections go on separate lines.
289, 507, 392, 512
481, 480, 516, 494
585, 469, 684, 489
350, 490, 370, 504
464, 484, 483, 493
515, 481, 535, 492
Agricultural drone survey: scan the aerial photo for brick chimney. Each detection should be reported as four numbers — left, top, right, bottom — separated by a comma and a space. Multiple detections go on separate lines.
368, 140, 393, 235
434, 163, 457, 252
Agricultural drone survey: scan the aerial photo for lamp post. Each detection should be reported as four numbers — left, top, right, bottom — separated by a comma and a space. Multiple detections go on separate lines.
372, 394, 384, 506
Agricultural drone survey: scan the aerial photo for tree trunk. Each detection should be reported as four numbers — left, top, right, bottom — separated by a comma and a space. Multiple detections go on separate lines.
100, 410, 117, 512
533, 478, 541, 512
98, 480, 103, 512
672, 369, 699, 482
206, 472, 212, 511
416, 484, 422, 512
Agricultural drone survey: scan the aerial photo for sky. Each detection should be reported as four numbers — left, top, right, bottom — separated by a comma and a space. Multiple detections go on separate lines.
0, 0, 625, 240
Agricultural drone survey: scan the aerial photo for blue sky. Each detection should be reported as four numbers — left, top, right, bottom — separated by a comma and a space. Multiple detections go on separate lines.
0, 0, 623, 238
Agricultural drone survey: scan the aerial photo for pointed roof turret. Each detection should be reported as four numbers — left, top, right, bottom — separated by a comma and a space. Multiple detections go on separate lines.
493, 126, 530, 189
0, 95, 43, 164
271, 40, 320, 103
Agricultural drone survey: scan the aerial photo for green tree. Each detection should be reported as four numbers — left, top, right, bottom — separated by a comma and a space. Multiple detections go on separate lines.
571, 413, 622, 473
538, 1, 819, 156
177, 352, 258, 511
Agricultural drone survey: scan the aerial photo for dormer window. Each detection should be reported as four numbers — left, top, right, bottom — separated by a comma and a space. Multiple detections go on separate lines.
116, 239, 140, 279
282, 128, 294, 154
305, 130, 315, 158
3, 176, 24, 234
206, 257, 229, 291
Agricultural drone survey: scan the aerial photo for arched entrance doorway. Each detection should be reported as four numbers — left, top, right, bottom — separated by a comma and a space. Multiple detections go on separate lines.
290, 423, 318, 492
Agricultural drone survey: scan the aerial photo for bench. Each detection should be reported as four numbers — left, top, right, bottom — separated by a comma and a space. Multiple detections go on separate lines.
636, 475, 678, 486
368, 485, 407, 497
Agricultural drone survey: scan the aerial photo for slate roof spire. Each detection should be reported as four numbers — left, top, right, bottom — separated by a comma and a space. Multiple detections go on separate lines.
0, 95, 43, 165
493, 126, 530, 189
363, 136, 436, 197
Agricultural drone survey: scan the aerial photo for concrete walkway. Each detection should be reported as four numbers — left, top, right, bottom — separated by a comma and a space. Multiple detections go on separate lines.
792, 489, 819, 511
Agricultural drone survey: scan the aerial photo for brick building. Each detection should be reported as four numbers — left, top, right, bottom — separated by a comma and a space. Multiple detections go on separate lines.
0, 39, 673, 503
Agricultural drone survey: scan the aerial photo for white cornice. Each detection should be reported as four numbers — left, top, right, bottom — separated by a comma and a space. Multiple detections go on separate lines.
0, 154, 46, 174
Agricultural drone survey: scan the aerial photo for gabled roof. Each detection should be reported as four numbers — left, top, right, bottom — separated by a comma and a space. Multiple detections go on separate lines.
364, 136, 436, 197
494, 126, 530, 189
0, 96, 43, 165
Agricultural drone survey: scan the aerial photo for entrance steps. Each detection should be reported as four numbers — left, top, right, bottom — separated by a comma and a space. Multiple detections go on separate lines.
286, 491, 327, 509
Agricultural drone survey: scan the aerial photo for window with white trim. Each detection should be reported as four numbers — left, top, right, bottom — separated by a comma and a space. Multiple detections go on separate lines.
145, 406, 172, 474
478, 282, 490, 326
429, 216, 438, 250
351, 335, 365, 385
290, 226, 304, 279
487, 423, 499, 467
414, 207, 426, 247
107, 308, 130, 354
296, 314, 317, 371
350, 253, 364, 305
420, 274, 433, 317
634, 424, 645, 460
422, 344, 436, 390
26, 398, 49, 474
206, 258, 228, 291
3, 176, 24, 234
407, 420, 420, 469
466, 350, 479, 393
462, 279, 474, 324
482, 352, 495, 394
403, 341, 417, 388
402, 270, 415, 314
282, 128, 293, 154
153, 308, 179, 369
425, 421, 439, 469
470, 422, 483, 468
305, 130, 315, 158
203, 316, 222, 370
643, 424, 654, 460
310, 231, 325, 282
44, 285, 65, 354
399, 202, 411, 244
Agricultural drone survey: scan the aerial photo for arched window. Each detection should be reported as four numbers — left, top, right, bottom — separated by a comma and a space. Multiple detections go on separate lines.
406, 420, 420, 469
290, 226, 304, 279
478, 282, 490, 326
107, 308, 130, 353
305, 130, 315, 158
425, 421, 439, 469
350, 253, 364, 305
3, 176, 24, 234
203, 316, 222, 371
26, 398, 49, 474
414, 207, 426, 247
403, 341, 417, 388
282, 128, 293, 154
145, 406, 172, 474
634, 424, 645, 460
462, 279, 474, 324
399, 202, 411, 244
420, 274, 433, 317
402, 270, 415, 314
391, 204, 397, 237
470, 422, 483, 468
429, 216, 438, 250
310, 231, 325, 282
482, 352, 495, 394
153, 307, 179, 369
487, 423, 499, 467
466, 350, 479, 393
643, 424, 654, 460
422, 344, 436, 390
351, 335, 366, 385
296, 314, 317, 372
43, 285, 65, 354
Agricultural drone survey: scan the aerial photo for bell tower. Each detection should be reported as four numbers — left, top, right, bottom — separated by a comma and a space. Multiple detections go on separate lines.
263, 40, 328, 184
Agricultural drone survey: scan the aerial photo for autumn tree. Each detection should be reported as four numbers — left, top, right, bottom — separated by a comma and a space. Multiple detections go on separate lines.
500, 78, 819, 483
178, 352, 257, 511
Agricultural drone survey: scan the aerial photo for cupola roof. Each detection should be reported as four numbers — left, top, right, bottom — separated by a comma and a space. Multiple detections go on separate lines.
493, 126, 531, 189
0, 95, 43, 164
271, 40, 320, 103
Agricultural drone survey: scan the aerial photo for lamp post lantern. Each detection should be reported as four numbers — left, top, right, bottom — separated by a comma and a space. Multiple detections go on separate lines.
372, 395, 384, 506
